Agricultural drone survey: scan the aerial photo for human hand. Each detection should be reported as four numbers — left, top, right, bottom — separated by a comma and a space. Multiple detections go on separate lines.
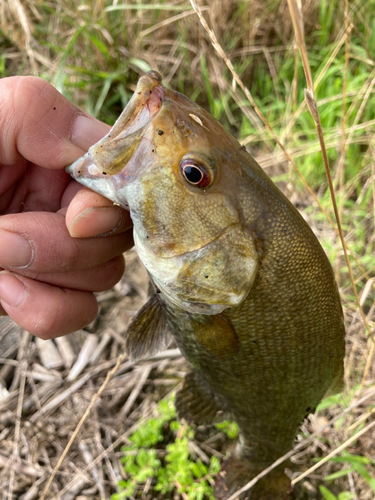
0, 76, 133, 338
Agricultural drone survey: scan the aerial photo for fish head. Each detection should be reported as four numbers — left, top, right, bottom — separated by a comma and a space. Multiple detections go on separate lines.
66, 71, 259, 314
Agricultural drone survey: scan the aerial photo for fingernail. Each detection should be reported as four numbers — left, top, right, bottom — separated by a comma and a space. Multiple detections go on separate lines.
68, 206, 123, 238
0, 230, 32, 267
0, 271, 25, 307
71, 114, 109, 151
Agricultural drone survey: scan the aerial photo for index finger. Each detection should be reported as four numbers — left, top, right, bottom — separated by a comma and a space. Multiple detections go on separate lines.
62, 184, 132, 238
0, 76, 109, 168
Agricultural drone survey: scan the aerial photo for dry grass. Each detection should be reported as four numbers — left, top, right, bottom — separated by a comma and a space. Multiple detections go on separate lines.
0, 0, 375, 499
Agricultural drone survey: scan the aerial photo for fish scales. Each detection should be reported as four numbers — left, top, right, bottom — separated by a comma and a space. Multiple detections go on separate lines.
66, 70, 345, 500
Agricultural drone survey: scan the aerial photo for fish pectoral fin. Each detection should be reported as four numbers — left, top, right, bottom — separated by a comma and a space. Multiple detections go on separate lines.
125, 293, 173, 361
214, 453, 292, 500
175, 370, 229, 425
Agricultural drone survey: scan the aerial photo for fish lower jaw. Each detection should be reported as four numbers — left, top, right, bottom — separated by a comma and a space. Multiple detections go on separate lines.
66, 155, 129, 208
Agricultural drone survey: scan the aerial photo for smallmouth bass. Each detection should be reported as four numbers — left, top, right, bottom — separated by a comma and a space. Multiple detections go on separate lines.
66, 71, 345, 499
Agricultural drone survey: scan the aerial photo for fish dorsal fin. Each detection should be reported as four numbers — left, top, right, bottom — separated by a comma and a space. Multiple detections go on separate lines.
125, 294, 173, 361
175, 370, 229, 425
192, 314, 239, 359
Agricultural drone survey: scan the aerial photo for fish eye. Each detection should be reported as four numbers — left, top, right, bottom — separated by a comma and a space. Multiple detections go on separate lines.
179, 159, 212, 188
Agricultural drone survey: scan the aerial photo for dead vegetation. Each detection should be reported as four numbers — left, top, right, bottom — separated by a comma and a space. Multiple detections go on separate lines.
0, 0, 375, 499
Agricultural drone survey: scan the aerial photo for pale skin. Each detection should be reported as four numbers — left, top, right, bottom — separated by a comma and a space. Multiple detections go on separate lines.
0, 76, 133, 338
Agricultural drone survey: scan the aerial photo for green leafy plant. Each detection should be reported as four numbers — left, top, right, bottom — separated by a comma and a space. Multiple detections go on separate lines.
155, 423, 220, 500
112, 397, 226, 500
322, 451, 375, 496
215, 420, 239, 440
319, 485, 354, 500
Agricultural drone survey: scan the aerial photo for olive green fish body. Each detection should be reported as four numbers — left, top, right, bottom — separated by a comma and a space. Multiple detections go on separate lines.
66, 71, 345, 499
163, 160, 344, 461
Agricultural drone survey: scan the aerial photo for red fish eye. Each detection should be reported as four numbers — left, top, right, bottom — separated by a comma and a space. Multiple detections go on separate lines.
179, 159, 211, 188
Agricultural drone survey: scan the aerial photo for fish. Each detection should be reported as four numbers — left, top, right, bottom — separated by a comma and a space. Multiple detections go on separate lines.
66, 70, 345, 500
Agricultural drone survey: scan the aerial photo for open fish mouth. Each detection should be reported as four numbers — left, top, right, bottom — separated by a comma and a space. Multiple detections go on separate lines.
65, 70, 165, 204
109, 69, 164, 142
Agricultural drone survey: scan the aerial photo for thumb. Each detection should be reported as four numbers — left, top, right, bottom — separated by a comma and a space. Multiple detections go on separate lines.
0, 76, 109, 168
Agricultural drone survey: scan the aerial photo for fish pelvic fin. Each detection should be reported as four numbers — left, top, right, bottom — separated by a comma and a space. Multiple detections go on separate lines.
214, 453, 291, 500
125, 293, 173, 361
175, 370, 229, 425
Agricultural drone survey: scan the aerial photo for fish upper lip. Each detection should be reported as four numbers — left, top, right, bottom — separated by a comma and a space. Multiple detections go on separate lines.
119, 78, 164, 136
66, 72, 165, 182
98, 71, 164, 144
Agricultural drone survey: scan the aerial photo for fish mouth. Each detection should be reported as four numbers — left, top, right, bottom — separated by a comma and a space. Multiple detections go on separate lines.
66, 70, 165, 186
107, 70, 164, 142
